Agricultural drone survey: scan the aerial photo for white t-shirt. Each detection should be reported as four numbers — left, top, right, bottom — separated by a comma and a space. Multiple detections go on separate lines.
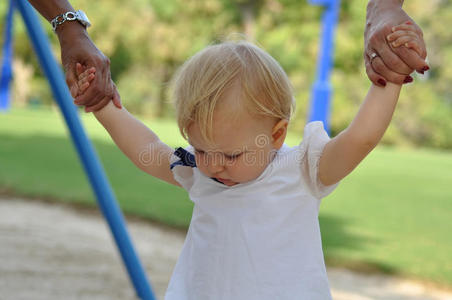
165, 121, 339, 300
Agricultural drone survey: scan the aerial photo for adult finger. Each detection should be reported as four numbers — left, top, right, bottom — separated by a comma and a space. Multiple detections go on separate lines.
111, 84, 122, 109
66, 64, 79, 98
85, 97, 110, 113
367, 45, 410, 84
80, 89, 104, 108
392, 46, 428, 73
372, 55, 413, 84
364, 55, 386, 87
74, 71, 111, 106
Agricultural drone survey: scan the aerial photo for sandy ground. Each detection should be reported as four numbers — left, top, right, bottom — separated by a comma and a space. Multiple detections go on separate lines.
0, 196, 451, 300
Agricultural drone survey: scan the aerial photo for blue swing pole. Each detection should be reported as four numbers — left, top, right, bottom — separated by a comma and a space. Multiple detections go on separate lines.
15, 1, 155, 299
0, 0, 15, 112
308, 0, 340, 134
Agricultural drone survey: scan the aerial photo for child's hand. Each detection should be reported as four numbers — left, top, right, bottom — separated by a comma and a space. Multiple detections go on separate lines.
75, 63, 96, 96
386, 21, 426, 58
73, 63, 120, 112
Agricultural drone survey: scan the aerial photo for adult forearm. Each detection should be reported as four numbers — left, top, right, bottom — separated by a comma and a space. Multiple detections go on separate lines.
27, 0, 87, 42
27, 0, 74, 21
367, 0, 403, 12
346, 83, 402, 148
366, 0, 404, 26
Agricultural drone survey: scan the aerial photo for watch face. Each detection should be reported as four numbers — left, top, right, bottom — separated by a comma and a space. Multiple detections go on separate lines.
77, 10, 91, 27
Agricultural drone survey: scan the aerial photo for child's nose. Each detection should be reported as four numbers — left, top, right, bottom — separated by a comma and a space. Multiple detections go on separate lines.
207, 154, 225, 174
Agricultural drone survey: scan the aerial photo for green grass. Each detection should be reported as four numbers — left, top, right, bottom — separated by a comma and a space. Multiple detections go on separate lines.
1, 107, 451, 287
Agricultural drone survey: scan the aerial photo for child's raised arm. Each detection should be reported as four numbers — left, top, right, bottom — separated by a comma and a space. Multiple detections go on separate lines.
317, 23, 426, 186
75, 64, 180, 187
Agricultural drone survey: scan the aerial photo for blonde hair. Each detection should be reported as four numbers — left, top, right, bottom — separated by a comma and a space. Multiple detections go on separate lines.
172, 39, 294, 143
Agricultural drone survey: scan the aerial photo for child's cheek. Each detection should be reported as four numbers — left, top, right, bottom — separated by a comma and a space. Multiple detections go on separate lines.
195, 154, 208, 175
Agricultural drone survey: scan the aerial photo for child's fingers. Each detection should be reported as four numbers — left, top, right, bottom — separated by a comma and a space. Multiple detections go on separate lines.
77, 74, 95, 93
78, 73, 93, 84
391, 22, 418, 33
83, 73, 95, 83
389, 32, 424, 57
390, 35, 417, 48
405, 41, 423, 57
79, 82, 90, 93
393, 37, 423, 58
387, 30, 417, 42
76, 63, 84, 76
78, 68, 96, 81
87, 72, 95, 82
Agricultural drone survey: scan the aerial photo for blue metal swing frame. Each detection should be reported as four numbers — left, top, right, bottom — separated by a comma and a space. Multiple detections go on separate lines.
10, 0, 156, 298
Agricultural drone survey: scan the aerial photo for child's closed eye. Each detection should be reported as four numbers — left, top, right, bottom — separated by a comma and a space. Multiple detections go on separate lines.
225, 153, 242, 160
386, 22, 424, 57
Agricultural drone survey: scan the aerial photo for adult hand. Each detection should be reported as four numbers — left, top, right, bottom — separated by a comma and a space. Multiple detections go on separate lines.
364, 1, 429, 86
57, 23, 121, 111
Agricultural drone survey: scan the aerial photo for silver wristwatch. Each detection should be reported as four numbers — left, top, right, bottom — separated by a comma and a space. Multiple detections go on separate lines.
51, 10, 91, 32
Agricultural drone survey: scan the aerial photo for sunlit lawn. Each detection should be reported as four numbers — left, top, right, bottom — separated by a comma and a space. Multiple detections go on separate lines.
1, 107, 451, 287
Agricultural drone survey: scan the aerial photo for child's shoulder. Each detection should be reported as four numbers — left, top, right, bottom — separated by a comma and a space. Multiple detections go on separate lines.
298, 121, 331, 154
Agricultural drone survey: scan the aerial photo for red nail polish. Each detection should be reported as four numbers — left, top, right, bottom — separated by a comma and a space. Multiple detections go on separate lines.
404, 76, 413, 83
378, 79, 387, 87
422, 66, 430, 72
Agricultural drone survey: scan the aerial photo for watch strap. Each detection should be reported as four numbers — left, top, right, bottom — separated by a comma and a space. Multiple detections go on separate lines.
51, 10, 90, 32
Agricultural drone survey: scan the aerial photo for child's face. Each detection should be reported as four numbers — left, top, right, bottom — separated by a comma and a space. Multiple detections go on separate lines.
187, 89, 287, 187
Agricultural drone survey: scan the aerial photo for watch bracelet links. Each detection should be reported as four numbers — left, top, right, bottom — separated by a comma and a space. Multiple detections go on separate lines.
51, 11, 83, 32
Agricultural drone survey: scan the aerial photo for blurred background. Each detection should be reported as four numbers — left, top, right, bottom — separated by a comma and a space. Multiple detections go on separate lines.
0, 0, 451, 292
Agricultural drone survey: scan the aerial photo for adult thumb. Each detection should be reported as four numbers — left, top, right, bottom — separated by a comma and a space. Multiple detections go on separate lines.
65, 64, 78, 97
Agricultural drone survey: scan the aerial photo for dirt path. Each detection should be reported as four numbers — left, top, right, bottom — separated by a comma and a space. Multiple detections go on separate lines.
0, 197, 451, 300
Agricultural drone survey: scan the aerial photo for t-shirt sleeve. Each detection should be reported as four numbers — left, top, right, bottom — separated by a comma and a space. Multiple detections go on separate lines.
298, 121, 340, 199
170, 146, 195, 192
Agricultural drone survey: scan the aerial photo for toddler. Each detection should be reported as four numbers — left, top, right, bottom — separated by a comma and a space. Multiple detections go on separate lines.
73, 22, 425, 299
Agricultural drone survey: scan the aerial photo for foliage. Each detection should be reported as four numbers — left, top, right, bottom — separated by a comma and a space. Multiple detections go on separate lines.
1, 0, 452, 148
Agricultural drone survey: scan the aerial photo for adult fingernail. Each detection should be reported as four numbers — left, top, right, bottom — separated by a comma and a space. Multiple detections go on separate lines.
422, 66, 430, 72
378, 79, 387, 87
404, 76, 413, 83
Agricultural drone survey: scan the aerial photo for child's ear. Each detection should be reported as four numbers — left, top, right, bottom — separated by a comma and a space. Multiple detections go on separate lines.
271, 119, 288, 150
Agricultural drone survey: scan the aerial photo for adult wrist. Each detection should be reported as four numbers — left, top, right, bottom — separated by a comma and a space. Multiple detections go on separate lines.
367, 0, 403, 13
56, 22, 89, 47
